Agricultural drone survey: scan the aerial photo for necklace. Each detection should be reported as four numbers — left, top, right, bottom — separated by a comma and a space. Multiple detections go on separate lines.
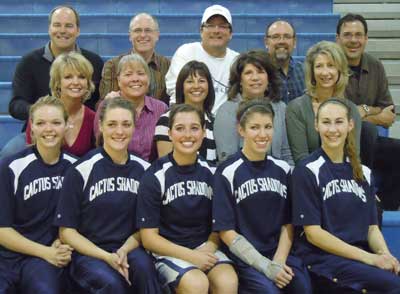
66, 106, 83, 129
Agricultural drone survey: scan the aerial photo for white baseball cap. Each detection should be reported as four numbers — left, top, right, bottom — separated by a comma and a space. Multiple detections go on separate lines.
201, 4, 232, 26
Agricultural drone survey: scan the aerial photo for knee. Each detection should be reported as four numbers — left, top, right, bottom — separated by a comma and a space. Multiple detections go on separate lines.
128, 249, 157, 279
86, 268, 126, 292
131, 251, 154, 271
209, 264, 238, 294
98, 274, 126, 292
176, 269, 209, 294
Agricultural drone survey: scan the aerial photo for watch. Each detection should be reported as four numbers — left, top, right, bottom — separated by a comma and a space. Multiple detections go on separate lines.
362, 104, 370, 117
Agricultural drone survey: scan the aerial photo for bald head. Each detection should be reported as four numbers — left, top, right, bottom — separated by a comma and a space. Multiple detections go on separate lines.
128, 13, 160, 60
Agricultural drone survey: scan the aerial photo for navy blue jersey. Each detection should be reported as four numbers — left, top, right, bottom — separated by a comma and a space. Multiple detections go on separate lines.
54, 147, 150, 251
212, 151, 291, 256
291, 148, 377, 261
137, 154, 215, 249
0, 146, 76, 259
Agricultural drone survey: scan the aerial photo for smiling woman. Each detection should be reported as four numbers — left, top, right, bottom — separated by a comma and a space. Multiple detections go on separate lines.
286, 41, 362, 165
25, 52, 96, 157
291, 98, 400, 293
213, 99, 312, 293
0, 95, 77, 294
214, 50, 293, 165
138, 104, 238, 294
95, 54, 167, 162
154, 61, 217, 163
55, 97, 162, 293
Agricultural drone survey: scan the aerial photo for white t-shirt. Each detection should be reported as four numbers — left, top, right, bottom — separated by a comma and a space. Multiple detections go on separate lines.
165, 42, 239, 114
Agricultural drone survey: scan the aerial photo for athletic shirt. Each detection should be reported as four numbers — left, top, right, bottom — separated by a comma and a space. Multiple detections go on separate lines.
54, 147, 150, 251
137, 154, 215, 249
291, 148, 377, 264
154, 110, 217, 163
212, 151, 291, 256
0, 146, 77, 259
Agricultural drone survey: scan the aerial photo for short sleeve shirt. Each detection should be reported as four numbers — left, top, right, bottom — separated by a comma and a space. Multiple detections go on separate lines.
137, 154, 215, 249
212, 151, 291, 256
54, 147, 150, 251
0, 146, 76, 259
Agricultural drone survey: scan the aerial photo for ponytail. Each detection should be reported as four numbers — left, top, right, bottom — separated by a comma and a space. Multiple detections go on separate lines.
344, 129, 364, 182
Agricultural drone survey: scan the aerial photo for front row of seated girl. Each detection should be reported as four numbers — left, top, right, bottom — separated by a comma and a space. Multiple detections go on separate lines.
0, 95, 399, 294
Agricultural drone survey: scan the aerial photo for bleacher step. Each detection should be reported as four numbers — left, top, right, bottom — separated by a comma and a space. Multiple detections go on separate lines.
0, 0, 334, 14
334, 3, 400, 18
367, 39, 400, 60
0, 13, 340, 34
382, 211, 400, 259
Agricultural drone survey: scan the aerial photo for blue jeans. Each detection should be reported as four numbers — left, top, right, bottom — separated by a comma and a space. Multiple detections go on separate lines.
0, 133, 26, 159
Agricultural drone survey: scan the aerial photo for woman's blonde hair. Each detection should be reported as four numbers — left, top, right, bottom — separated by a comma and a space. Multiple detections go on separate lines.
305, 41, 349, 98
117, 53, 151, 79
50, 52, 95, 102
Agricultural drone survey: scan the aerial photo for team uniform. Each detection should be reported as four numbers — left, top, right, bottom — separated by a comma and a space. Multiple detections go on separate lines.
154, 110, 217, 163
213, 151, 312, 294
54, 147, 162, 294
137, 154, 231, 288
0, 146, 76, 294
292, 148, 400, 293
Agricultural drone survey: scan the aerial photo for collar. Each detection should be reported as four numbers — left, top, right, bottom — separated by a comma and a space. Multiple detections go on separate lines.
130, 49, 160, 69
359, 52, 369, 73
278, 57, 295, 75
43, 41, 81, 62
142, 96, 155, 113
168, 152, 198, 174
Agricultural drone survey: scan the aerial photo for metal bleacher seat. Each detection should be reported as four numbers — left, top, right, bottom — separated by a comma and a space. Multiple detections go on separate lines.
382, 211, 400, 258
0, 0, 334, 14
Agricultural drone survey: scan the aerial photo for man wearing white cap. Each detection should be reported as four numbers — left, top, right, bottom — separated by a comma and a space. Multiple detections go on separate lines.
165, 4, 239, 114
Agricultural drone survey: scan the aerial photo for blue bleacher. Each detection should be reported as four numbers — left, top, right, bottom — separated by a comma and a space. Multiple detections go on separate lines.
0, 0, 333, 14
0, 13, 340, 34
0, 82, 11, 115
382, 212, 400, 259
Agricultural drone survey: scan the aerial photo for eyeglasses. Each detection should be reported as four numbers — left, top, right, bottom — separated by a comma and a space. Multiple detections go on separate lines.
202, 23, 231, 31
130, 28, 158, 34
340, 32, 366, 40
266, 34, 294, 41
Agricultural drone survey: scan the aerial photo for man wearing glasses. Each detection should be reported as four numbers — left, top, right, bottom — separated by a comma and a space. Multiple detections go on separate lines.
336, 13, 394, 128
337, 13, 400, 211
100, 13, 170, 104
264, 20, 305, 104
165, 4, 239, 114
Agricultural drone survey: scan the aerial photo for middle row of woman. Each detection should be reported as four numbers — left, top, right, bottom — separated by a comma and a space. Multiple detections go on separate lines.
24, 40, 360, 170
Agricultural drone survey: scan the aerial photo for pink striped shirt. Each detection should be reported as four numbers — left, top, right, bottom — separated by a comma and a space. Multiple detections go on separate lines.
94, 96, 167, 161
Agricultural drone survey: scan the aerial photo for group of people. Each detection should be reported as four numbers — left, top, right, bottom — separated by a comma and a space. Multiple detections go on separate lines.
1, 2, 400, 294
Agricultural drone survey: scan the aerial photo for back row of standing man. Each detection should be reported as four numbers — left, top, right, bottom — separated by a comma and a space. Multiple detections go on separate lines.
5, 4, 395, 157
